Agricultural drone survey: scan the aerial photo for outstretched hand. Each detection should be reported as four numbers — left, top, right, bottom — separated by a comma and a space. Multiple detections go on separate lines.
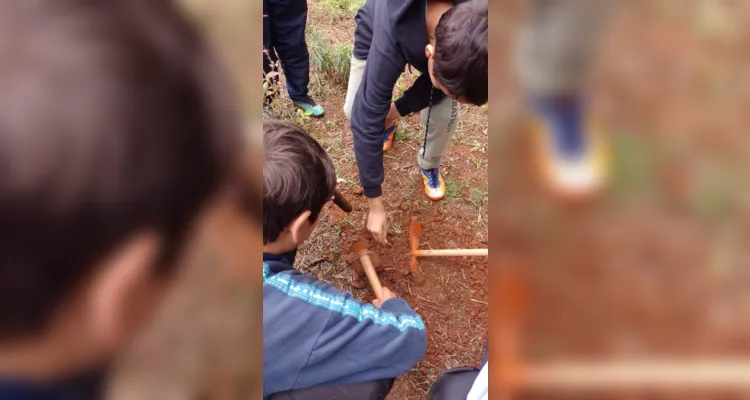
367, 196, 388, 245
385, 103, 400, 129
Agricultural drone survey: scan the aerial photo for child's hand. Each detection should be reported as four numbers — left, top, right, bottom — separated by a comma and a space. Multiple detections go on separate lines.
385, 103, 400, 128
367, 197, 388, 244
372, 287, 396, 308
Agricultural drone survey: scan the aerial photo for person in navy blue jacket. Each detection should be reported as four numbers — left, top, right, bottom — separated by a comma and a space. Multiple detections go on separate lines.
0, 1, 253, 399
343, 0, 487, 245
262, 120, 427, 399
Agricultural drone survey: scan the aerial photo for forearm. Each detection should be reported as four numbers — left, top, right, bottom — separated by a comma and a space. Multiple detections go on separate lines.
350, 71, 403, 198
367, 195, 384, 210
394, 72, 445, 116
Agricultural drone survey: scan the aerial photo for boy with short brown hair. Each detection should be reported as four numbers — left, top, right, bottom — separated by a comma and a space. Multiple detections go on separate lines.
262, 120, 426, 399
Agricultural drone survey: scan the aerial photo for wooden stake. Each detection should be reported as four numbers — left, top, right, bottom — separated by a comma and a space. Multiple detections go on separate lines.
357, 252, 384, 301
518, 359, 750, 391
413, 248, 488, 257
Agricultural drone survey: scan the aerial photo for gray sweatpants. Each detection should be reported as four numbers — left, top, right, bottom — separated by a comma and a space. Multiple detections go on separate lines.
344, 56, 459, 170
517, 0, 614, 96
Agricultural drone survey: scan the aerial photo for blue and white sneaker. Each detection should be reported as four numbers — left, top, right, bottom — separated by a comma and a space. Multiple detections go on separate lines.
421, 167, 446, 201
532, 96, 608, 198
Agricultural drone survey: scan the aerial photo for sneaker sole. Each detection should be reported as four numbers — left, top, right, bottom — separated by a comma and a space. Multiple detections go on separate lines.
530, 119, 609, 200
293, 103, 325, 118
421, 174, 446, 201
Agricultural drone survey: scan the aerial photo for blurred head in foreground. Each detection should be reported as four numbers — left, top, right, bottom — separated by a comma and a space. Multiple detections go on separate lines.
0, 0, 254, 384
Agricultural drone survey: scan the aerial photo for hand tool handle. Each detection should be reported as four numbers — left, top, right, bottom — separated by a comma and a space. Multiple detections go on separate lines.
413, 249, 488, 257
520, 360, 750, 391
358, 252, 384, 301
333, 189, 352, 213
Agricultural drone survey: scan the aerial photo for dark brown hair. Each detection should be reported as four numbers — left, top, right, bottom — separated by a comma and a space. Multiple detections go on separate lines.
263, 120, 336, 245
0, 0, 241, 339
433, 0, 488, 106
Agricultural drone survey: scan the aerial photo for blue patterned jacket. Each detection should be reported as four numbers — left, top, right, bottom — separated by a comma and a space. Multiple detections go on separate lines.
262, 253, 426, 397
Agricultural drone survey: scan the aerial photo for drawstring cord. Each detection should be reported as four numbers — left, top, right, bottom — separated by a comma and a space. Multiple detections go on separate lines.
422, 86, 434, 156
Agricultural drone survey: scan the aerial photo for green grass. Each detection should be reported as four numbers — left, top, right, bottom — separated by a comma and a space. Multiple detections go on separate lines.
318, 0, 365, 22
608, 132, 659, 202
342, 216, 356, 228
690, 163, 737, 225
444, 179, 466, 200
395, 125, 422, 141
307, 28, 352, 87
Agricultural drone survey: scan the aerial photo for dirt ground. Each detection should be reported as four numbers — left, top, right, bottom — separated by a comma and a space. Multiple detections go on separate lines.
493, 2, 750, 399
264, 1, 490, 398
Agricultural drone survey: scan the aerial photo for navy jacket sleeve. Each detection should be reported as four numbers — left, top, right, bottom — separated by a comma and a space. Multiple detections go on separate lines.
296, 295, 427, 389
263, 267, 426, 395
394, 72, 446, 116
350, 25, 406, 198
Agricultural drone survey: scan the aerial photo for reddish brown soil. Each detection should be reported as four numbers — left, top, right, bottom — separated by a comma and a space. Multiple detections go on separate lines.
295, 95, 489, 399
331, 185, 489, 396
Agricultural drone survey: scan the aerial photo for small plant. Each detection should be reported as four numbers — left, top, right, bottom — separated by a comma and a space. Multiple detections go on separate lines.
308, 28, 352, 87
444, 179, 465, 200
262, 49, 317, 126
263, 50, 281, 106
470, 188, 487, 209
342, 216, 356, 228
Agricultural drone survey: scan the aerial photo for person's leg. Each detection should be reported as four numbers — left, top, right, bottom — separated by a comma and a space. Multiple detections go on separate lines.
417, 94, 460, 201
517, 0, 613, 197
268, 378, 395, 400
517, 0, 611, 100
343, 56, 367, 120
344, 56, 398, 153
427, 367, 480, 400
267, 0, 324, 117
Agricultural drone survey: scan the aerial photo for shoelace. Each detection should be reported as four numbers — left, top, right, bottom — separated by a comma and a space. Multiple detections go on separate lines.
424, 169, 440, 188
